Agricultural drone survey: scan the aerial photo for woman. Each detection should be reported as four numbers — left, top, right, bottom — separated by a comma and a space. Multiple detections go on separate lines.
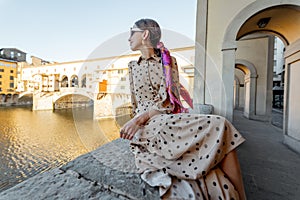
120, 18, 246, 200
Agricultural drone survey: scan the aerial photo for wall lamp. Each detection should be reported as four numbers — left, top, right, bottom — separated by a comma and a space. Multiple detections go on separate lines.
257, 17, 271, 28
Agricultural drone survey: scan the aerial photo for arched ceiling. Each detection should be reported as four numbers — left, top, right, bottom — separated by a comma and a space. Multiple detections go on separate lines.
237, 5, 300, 45
235, 64, 249, 75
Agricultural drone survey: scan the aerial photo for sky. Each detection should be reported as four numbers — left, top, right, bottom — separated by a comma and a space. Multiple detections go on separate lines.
0, 0, 197, 62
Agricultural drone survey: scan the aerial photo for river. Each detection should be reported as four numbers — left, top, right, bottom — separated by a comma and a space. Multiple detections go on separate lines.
0, 106, 124, 192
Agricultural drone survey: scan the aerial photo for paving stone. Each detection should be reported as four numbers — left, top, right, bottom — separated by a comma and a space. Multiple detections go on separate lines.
0, 168, 120, 200
234, 110, 300, 200
0, 139, 159, 200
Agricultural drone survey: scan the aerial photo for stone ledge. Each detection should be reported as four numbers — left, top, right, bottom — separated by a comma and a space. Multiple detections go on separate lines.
189, 103, 214, 114
0, 139, 159, 200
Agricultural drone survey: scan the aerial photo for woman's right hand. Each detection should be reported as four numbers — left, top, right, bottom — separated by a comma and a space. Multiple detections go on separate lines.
120, 118, 142, 140
120, 110, 160, 140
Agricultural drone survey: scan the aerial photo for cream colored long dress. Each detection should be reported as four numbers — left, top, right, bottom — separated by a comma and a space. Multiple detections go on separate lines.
128, 55, 245, 200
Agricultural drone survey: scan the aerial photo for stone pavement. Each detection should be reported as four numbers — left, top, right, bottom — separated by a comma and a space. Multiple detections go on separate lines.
0, 139, 159, 200
271, 108, 283, 129
233, 109, 300, 200
0, 109, 299, 199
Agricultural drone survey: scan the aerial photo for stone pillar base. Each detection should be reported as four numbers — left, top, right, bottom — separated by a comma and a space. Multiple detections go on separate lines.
189, 103, 214, 114
283, 135, 300, 154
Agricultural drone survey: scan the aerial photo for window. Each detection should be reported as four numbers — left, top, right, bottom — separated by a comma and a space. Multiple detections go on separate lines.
17, 53, 21, 57
0, 81, 2, 85
0, 75, 2, 78
0, 69, 4, 72
0, 88, 2, 91
10, 76, 14, 80
10, 51, 14, 58
118, 69, 123, 74
10, 83, 14, 88
121, 77, 126, 81
10, 70, 14, 73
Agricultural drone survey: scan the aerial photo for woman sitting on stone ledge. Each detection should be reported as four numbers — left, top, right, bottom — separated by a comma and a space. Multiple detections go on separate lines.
120, 18, 246, 200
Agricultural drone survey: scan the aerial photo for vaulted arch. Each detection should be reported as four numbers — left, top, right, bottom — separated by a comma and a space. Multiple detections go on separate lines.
221, 0, 300, 121
235, 59, 258, 119
221, 0, 300, 153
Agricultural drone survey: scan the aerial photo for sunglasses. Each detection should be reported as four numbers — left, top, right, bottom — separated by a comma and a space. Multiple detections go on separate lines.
130, 27, 144, 37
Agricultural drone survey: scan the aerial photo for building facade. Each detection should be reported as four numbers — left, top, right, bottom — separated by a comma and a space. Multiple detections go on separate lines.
0, 59, 18, 101
0, 48, 27, 103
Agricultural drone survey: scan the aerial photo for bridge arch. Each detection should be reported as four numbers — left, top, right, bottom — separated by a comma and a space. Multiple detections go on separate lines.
18, 91, 33, 99
53, 88, 93, 103
53, 88, 94, 110
235, 59, 258, 119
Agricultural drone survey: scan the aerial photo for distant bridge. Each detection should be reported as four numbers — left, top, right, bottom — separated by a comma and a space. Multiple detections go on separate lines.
18, 87, 131, 119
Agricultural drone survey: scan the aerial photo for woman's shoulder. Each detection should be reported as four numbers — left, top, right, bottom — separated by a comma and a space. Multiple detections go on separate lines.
128, 60, 138, 65
128, 60, 138, 69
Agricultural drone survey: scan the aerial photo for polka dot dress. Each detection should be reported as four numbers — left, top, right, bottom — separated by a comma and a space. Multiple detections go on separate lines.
128, 56, 245, 200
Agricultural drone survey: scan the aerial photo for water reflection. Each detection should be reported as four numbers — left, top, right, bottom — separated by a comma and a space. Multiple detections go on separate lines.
0, 106, 122, 192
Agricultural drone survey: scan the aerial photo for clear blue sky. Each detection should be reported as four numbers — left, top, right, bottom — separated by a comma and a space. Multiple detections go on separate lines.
0, 0, 197, 62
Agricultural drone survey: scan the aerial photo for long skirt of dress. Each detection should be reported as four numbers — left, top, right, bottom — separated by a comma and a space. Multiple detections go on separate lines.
130, 113, 245, 200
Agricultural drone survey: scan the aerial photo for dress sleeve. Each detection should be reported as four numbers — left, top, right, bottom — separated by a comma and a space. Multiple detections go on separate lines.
128, 61, 137, 117
148, 57, 180, 114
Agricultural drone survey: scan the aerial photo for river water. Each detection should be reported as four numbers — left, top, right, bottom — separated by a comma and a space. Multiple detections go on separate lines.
0, 106, 123, 192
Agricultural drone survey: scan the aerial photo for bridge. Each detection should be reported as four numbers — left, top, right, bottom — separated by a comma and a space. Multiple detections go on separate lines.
18, 87, 131, 119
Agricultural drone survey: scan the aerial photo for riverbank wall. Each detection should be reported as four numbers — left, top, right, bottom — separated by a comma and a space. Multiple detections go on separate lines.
0, 139, 159, 200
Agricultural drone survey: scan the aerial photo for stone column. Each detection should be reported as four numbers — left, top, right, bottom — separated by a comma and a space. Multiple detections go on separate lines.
221, 48, 236, 122
265, 36, 275, 122
193, 0, 213, 114
234, 76, 240, 109
249, 74, 258, 118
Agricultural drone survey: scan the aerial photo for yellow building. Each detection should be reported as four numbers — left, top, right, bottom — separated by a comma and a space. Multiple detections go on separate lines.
0, 58, 18, 96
